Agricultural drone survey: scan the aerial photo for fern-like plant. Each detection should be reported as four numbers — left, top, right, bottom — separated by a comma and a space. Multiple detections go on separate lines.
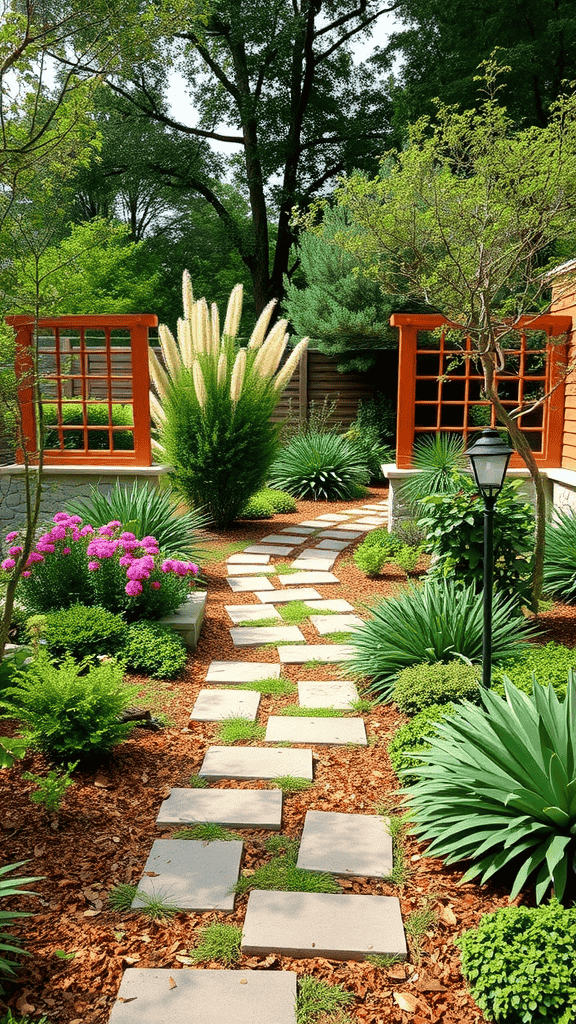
268, 432, 370, 500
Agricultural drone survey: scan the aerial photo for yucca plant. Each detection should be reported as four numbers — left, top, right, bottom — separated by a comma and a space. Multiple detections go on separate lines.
268, 431, 370, 500
344, 580, 534, 701
0, 861, 42, 988
406, 675, 576, 905
399, 433, 467, 508
150, 273, 308, 526
65, 480, 208, 562
543, 507, 576, 603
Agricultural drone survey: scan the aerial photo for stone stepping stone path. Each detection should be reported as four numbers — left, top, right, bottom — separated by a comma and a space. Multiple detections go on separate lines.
133, 839, 242, 912
297, 680, 360, 709
278, 643, 355, 663
199, 745, 314, 781
281, 524, 317, 534
205, 661, 280, 683
318, 529, 361, 540
230, 625, 305, 646
315, 538, 348, 550
243, 544, 294, 556
303, 598, 354, 611
226, 564, 276, 575
277, 570, 339, 585
241, 891, 407, 961
256, 586, 322, 603
265, 716, 367, 746
260, 534, 305, 545
227, 552, 270, 564
315, 513, 354, 522
109, 969, 297, 1024
189, 689, 260, 722
225, 604, 281, 623
156, 788, 282, 830
310, 613, 363, 635
296, 810, 393, 878
228, 576, 275, 592
291, 555, 337, 571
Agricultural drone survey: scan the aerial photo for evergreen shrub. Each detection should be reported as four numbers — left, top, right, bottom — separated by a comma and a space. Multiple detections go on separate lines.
388, 703, 457, 785
392, 661, 481, 715
241, 488, 297, 518
41, 604, 128, 663
122, 622, 187, 679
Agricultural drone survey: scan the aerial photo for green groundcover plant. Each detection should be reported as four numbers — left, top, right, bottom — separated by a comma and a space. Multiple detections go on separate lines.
241, 487, 298, 519
122, 621, 187, 679
456, 900, 576, 1024
269, 431, 370, 500
492, 642, 576, 700
392, 661, 481, 715
39, 604, 128, 662
405, 675, 576, 904
344, 580, 534, 701
388, 703, 457, 785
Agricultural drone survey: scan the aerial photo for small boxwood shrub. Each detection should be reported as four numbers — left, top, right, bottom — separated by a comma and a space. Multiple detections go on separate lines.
492, 642, 576, 700
456, 900, 576, 1024
392, 660, 481, 715
122, 621, 187, 679
40, 604, 128, 663
241, 488, 297, 519
353, 530, 402, 576
388, 703, 457, 784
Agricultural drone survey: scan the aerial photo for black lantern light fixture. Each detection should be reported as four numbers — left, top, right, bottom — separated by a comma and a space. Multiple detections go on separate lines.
466, 428, 514, 689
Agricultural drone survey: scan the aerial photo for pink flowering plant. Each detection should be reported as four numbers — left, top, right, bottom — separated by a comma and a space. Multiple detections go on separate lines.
2, 513, 200, 620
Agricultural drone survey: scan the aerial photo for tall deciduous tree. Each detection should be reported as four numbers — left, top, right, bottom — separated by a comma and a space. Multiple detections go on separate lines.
334, 61, 576, 607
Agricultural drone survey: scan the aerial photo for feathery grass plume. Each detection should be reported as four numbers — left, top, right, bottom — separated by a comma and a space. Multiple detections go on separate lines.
192, 360, 207, 409
248, 299, 277, 349
274, 338, 309, 390
158, 324, 181, 380
223, 283, 243, 337
230, 348, 246, 405
210, 303, 220, 354
254, 319, 289, 378
182, 269, 194, 322
177, 318, 193, 368
149, 393, 166, 426
148, 349, 170, 402
217, 351, 227, 387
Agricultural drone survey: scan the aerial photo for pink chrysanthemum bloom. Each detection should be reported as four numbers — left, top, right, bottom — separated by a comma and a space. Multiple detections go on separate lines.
189, 564, 199, 575
150, 581, 161, 590
62, 547, 71, 556
125, 580, 143, 596
80, 525, 94, 536
36, 542, 55, 554
26, 552, 44, 565
120, 531, 137, 542
50, 525, 67, 540
88, 561, 100, 571
8, 546, 22, 556
126, 563, 151, 581
1, 558, 16, 570
140, 536, 158, 546
53, 512, 71, 523
118, 555, 134, 567
87, 539, 116, 559
21, 570, 31, 577
5, 531, 18, 543
161, 559, 174, 573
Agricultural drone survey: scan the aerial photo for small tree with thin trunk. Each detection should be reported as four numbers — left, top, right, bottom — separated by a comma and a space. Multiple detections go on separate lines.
332, 59, 576, 608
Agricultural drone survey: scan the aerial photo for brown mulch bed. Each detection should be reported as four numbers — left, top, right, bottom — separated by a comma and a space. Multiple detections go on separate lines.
1, 484, 573, 1024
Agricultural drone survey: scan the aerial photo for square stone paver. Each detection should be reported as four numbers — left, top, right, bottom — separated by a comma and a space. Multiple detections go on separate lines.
259, 535, 305, 545
265, 716, 367, 745
228, 576, 275, 592
278, 644, 355, 663
290, 558, 337, 572
189, 689, 261, 721
297, 810, 392, 878
230, 625, 305, 646
256, 587, 322, 604
310, 614, 363, 635
241, 891, 407, 961
199, 745, 313, 781
315, 514, 353, 522
278, 571, 339, 586
205, 662, 280, 684
355, 517, 387, 525
109, 969, 297, 1024
318, 530, 362, 540
298, 680, 359, 709
133, 839, 242, 912
282, 525, 317, 534
243, 545, 294, 556
296, 520, 327, 528
226, 565, 276, 576
227, 553, 270, 564
315, 539, 349, 551
225, 605, 281, 624
337, 523, 373, 532
156, 789, 282, 829
303, 599, 354, 612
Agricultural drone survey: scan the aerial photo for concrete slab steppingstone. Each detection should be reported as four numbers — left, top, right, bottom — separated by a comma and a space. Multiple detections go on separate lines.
277, 571, 339, 586
318, 530, 362, 540
228, 576, 275, 592
230, 625, 305, 646
132, 839, 242, 912
156, 788, 283, 830
243, 544, 294, 556
241, 890, 407, 961
108, 969, 297, 1024
199, 745, 313, 781
226, 565, 276, 576
297, 810, 393, 878
303, 599, 354, 612
227, 553, 270, 564
265, 716, 367, 746
315, 539, 349, 551
259, 534, 306, 545
278, 644, 355, 663
225, 605, 281, 623
297, 680, 360, 709
256, 587, 322, 604
189, 689, 261, 721
205, 662, 280, 683
290, 558, 337, 572
310, 614, 363, 635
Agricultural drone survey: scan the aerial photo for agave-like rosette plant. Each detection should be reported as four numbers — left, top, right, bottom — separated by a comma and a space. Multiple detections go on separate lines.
543, 507, 576, 603
405, 675, 576, 905
268, 432, 370, 500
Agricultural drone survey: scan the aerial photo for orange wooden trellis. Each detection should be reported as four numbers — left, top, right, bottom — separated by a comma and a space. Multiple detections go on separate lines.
8, 314, 157, 467
391, 313, 571, 469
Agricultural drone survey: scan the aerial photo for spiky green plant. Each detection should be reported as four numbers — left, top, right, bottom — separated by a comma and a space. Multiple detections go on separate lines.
399, 433, 467, 507
296, 975, 354, 1024
344, 580, 534, 701
150, 273, 308, 526
232, 849, 339, 896
189, 923, 242, 965
543, 507, 576, 603
269, 432, 370, 500
172, 823, 242, 841
271, 776, 314, 793
406, 675, 576, 905
0, 862, 42, 987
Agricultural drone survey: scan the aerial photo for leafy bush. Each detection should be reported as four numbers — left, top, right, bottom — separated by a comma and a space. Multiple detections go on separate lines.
355, 393, 396, 444
43, 402, 133, 451
345, 580, 534, 701
543, 507, 576, 603
269, 431, 370, 500
1, 653, 138, 764
353, 530, 402, 576
154, 276, 308, 526
344, 423, 393, 483
23, 762, 77, 813
420, 478, 534, 601
456, 900, 576, 1024
40, 604, 128, 663
0, 861, 42, 990
399, 433, 467, 507
122, 621, 187, 679
392, 661, 480, 714
407, 676, 576, 904
394, 544, 422, 574
241, 487, 297, 519
65, 480, 208, 561
388, 703, 457, 785
492, 642, 576, 700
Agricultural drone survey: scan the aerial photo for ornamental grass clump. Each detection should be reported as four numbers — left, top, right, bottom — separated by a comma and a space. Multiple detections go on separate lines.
2, 513, 199, 619
268, 431, 370, 500
405, 675, 576, 905
150, 272, 308, 526
543, 506, 576, 602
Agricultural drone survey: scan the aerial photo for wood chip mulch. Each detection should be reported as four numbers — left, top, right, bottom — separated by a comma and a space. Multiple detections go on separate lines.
1, 484, 573, 1024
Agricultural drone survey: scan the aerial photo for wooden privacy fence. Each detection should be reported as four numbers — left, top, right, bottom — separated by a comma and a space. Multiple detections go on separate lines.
271, 348, 390, 429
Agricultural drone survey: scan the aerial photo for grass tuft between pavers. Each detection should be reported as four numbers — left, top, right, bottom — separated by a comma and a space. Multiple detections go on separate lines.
189, 922, 242, 965
277, 705, 345, 718
215, 717, 266, 744
232, 847, 340, 897
235, 677, 297, 696
172, 823, 243, 842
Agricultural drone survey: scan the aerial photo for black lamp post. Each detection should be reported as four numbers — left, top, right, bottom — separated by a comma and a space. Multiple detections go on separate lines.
466, 429, 514, 688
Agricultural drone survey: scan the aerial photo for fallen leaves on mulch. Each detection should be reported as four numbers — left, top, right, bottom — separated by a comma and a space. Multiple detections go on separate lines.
1, 486, 569, 1023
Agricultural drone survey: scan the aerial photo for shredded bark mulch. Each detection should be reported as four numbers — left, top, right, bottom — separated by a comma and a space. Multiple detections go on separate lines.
1, 484, 573, 1024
